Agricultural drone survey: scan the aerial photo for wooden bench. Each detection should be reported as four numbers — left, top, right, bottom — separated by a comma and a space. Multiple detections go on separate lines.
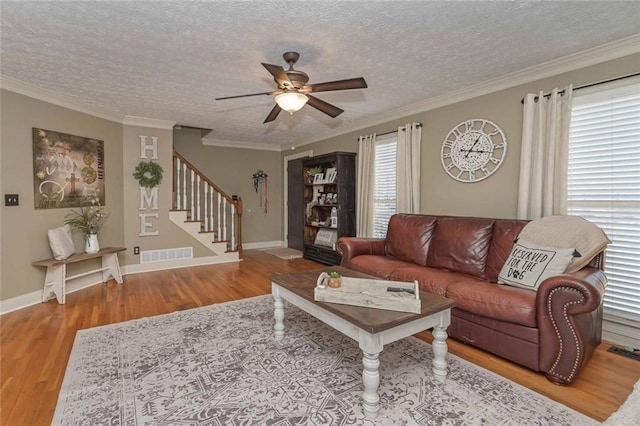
32, 247, 126, 304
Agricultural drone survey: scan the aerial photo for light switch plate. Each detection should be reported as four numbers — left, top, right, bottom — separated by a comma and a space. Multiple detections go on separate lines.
4, 194, 18, 206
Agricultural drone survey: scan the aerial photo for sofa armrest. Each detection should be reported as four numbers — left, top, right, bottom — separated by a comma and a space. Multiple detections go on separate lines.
536, 267, 607, 385
336, 237, 386, 268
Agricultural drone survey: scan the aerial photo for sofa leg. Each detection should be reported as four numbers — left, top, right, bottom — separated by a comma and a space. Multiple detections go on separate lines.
545, 374, 569, 386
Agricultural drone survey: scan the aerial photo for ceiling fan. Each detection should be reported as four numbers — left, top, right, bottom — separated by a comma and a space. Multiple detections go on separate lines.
215, 51, 368, 123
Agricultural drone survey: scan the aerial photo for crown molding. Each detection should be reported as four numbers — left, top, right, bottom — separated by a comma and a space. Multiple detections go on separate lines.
201, 137, 282, 152
300, 34, 640, 146
122, 115, 176, 130
0, 75, 124, 123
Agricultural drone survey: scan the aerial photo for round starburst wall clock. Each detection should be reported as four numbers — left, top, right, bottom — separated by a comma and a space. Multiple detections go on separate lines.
441, 119, 507, 183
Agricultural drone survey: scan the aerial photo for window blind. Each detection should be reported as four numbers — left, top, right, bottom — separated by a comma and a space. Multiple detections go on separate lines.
373, 137, 397, 238
567, 80, 640, 323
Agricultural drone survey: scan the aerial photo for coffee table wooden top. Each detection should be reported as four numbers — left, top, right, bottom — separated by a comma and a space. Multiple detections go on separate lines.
270, 266, 456, 334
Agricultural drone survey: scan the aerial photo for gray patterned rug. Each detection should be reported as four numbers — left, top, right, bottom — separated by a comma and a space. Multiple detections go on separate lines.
53, 295, 596, 425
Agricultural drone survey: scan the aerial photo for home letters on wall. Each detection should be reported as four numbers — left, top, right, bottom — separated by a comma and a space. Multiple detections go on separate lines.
32, 128, 105, 209
137, 136, 160, 236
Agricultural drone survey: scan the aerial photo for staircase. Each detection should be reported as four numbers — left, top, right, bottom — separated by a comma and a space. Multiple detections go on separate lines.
170, 150, 242, 263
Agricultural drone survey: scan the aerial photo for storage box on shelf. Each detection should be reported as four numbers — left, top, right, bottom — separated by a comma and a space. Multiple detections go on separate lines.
302, 152, 356, 265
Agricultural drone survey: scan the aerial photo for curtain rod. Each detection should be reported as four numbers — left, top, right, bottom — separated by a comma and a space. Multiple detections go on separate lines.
520, 71, 640, 104
375, 123, 423, 138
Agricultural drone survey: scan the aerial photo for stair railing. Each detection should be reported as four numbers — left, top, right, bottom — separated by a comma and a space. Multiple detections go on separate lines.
172, 149, 243, 252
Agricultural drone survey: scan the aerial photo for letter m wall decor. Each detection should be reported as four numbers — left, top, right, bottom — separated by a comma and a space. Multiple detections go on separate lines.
32, 128, 105, 209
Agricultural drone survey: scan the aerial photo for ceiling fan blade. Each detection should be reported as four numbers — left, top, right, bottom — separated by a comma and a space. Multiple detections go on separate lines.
264, 104, 282, 123
306, 95, 344, 118
309, 77, 367, 93
215, 91, 275, 100
262, 63, 293, 88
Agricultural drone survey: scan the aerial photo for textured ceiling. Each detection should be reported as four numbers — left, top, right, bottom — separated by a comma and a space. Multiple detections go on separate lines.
1, 1, 639, 148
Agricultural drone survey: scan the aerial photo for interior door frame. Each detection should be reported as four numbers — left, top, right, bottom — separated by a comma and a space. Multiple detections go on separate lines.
283, 150, 313, 247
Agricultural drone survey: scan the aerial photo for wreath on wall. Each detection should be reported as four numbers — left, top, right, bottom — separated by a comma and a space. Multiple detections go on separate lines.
133, 161, 164, 188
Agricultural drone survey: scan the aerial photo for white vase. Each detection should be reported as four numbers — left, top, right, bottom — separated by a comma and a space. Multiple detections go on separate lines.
85, 233, 100, 254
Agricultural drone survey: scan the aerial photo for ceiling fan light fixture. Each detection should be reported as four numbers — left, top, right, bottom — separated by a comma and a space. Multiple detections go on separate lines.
275, 92, 308, 114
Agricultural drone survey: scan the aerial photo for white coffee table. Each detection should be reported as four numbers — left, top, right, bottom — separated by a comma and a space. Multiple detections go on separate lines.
270, 267, 456, 420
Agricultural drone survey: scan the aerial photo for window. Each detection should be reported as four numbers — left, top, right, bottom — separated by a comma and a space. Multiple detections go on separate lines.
567, 78, 640, 323
372, 134, 397, 237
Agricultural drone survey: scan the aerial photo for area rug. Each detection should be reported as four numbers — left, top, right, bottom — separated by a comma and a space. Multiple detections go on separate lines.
604, 377, 640, 425
261, 247, 303, 259
53, 295, 596, 425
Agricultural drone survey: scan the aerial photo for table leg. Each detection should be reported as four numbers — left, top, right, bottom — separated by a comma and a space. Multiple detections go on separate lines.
432, 325, 449, 382
273, 289, 285, 341
102, 253, 123, 284
361, 351, 381, 419
42, 264, 66, 304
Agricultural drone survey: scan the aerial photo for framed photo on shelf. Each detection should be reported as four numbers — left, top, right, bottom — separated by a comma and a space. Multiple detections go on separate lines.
325, 192, 333, 203
313, 173, 324, 184
332, 193, 338, 203
314, 229, 338, 247
325, 168, 337, 183
319, 193, 326, 204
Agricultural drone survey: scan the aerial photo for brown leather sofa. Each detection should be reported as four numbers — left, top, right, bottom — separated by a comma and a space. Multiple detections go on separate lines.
336, 214, 607, 385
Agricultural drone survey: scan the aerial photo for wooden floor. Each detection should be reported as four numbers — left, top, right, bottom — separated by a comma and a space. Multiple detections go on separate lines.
1, 249, 638, 425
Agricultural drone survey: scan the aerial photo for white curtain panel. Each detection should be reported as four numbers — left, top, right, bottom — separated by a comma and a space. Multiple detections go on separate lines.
356, 133, 376, 237
517, 86, 573, 220
396, 123, 422, 214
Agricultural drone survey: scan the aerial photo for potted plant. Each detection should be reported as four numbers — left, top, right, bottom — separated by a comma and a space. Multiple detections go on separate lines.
64, 204, 108, 254
328, 271, 341, 288
305, 166, 323, 184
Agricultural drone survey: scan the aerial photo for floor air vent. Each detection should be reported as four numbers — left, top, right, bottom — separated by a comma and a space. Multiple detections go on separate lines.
140, 247, 193, 264
607, 346, 640, 362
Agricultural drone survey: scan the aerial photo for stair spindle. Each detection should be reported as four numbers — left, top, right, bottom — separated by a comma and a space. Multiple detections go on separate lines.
203, 182, 209, 231
190, 170, 195, 219
217, 192, 222, 240
223, 197, 227, 245
195, 174, 201, 222
209, 186, 214, 232
182, 163, 187, 211
175, 157, 182, 210
231, 205, 236, 251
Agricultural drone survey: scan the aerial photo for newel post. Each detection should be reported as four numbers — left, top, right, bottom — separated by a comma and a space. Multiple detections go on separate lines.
236, 197, 243, 254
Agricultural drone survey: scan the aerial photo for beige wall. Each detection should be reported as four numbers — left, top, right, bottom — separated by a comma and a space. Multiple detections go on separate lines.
293, 53, 640, 219
174, 129, 284, 244
0, 90, 124, 300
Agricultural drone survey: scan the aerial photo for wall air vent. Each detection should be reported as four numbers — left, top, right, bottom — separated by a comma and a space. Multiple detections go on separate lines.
140, 247, 193, 264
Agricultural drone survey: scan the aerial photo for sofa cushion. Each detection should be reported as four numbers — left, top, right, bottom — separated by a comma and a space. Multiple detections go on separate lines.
426, 217, 495, 278
385, 214, 437, 266
485, 219, 528, 282
349, 255, 414, 279
389, 266, 479, 297
498, 239, 575, 291
447, 281, 537, 327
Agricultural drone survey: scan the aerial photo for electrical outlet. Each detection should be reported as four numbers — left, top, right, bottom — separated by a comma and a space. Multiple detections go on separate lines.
133, 246, 140, 255
4, 194, 19, 206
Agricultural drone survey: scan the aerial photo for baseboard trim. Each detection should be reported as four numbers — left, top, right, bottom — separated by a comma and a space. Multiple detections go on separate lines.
243, 240, 284, 250
0, 272, 106, 315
